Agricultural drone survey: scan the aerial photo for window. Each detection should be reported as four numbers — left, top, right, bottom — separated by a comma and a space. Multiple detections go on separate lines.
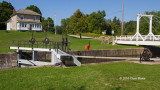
24, 23, 27, 27
37, 24, 39, 28
32, 24, 34, 28
39, 24, 41, 28
34, 16, 36, 21
20, 15, 24, 20
22, 23, 24, 27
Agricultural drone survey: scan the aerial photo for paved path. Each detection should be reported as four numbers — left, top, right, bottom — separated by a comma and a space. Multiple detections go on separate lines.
68, 35, 94, 39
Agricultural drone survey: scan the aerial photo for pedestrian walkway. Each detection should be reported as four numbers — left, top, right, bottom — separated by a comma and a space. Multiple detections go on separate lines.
68, 35, 94, 39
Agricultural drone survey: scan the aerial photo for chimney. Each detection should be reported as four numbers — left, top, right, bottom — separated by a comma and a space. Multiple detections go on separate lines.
13, 9, 16, 14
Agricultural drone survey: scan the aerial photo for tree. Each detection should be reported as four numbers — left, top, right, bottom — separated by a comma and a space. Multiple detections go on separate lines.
56, 26, 63, 34
47, 17, 54, 31
0, 1, 14, 30
86, 10, 107, 34
125, 21, 136, 35
26, 5, 42, 15
42, 17, 54, 32
68, 9, 87, 38
143, 11, 160, 34
108, 16, 121, 35
61, 18, 70, 36
61, 9, 111, 35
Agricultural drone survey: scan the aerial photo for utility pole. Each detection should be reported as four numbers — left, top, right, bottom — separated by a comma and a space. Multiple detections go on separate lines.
121, 0, 124, 35
54, 12, 57, 34
48, 20, 49, 29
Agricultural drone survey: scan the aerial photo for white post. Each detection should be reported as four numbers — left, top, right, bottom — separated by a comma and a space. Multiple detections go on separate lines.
137, 15, 140, 34
136, 15, 140, 41
17, 49, 22, 67
149, 16, 153, 40
32, 51, 38, 61
51, 51, 58, 65
149, 16, 153, 34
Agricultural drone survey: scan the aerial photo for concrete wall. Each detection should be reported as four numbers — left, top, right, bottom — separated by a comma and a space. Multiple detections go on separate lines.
2, 47, 160, 69
0, 52, 51, 70
69, 48, 144, 57
0, 52, 17, 70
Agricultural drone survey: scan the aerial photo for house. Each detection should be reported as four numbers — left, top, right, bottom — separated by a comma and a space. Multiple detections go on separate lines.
7, 9, 42, 31
102, 30, 107, 35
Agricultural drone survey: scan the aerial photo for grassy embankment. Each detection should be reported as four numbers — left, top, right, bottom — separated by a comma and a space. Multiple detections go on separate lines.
0, 62, 160, 89
0, 30, 140, 52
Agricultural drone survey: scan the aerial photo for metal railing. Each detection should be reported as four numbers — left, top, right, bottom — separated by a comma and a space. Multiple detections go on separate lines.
12, 39, 70, 53
116, 35, 160, 41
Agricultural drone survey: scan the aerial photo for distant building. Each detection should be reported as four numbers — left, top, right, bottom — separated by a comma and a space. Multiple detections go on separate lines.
6, 9, 42, 31
102, 30, 107, 35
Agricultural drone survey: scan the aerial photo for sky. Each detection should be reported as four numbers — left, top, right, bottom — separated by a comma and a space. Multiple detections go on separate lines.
2, 0, 160, 25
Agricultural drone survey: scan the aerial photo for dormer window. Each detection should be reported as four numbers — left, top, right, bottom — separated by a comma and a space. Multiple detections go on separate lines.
34, 16, 36, 21
20, 15, 24, 20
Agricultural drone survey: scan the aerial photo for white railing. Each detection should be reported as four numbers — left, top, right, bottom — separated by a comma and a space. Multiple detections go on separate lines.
116, 35, 160, 41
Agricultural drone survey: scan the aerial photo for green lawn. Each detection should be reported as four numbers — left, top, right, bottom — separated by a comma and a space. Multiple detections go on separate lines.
0, 30, 140, 52
69, 36, 140, 50
0, 62, 160, 89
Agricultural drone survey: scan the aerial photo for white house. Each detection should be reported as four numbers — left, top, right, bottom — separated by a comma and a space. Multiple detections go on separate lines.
7, 9, 42, 31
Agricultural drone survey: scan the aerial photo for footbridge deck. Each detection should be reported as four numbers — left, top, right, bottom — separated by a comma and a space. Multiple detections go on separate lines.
115, 35, 160, 46
115, 14, 160, 46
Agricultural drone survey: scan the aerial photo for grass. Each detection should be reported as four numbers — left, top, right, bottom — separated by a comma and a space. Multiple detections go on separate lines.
0, 62, 160, 89
69, 36, 140, 50
0, 30, 140, 52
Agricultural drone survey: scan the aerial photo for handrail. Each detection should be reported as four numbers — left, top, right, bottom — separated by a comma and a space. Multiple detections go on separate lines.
116, 35, 160, 41
12, 40, 70, 53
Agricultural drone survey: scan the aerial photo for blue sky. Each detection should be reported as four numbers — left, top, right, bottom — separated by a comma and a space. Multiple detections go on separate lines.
2, 0, 160, 25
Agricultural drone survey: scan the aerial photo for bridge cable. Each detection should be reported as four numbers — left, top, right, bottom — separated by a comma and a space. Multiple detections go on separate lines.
141, 17, 158, 33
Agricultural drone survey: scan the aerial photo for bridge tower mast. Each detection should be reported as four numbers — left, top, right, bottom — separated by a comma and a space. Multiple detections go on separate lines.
132, 14, 144, 41
132, 14, 157, 41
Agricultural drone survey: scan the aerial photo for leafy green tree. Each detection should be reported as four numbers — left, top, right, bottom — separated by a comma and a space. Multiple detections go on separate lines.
47, 17, 54, 31
140, 18, 149, 35
144, 11, 160, 34
68, 9, 87, 38
26, 5, 42, 15
42, 17, 54, 32
108, 16, 121, 35
61, 9, 114, 35
61, 18, 70, 35
86, 10, 107, 34
56, 26, 63, 34
0, 1, 14, 30
125, 21, 136, 35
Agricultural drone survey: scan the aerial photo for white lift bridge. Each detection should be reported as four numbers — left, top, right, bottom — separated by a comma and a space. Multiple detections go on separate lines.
115, 14, 160, 46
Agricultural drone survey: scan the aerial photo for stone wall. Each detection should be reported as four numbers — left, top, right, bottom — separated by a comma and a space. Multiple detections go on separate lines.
0, 52, 17, 69
69, 48, 144, 57
2, 47, 160, 69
